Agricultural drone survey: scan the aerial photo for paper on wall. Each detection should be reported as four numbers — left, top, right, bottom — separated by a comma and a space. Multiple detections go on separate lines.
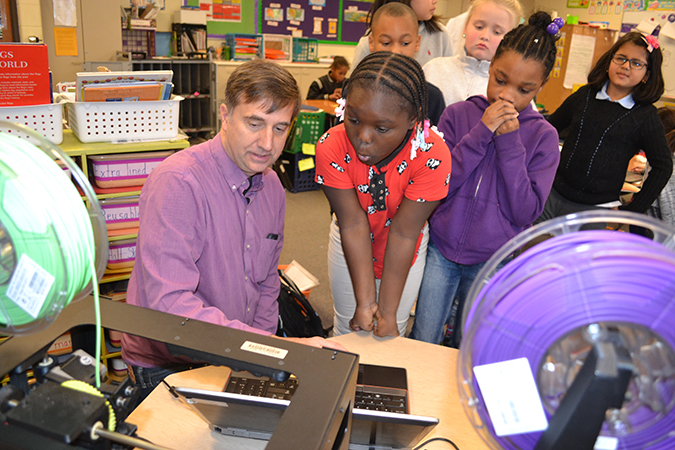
661, 21, 675, 41
636, 17, 659, 34
563, 34, 597, 90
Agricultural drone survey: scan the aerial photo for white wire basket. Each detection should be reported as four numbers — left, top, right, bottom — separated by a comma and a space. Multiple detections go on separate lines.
65, 97, 182, 143
0, 103, 64, 145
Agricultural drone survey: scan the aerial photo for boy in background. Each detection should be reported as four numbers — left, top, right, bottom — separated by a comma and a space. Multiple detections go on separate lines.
368, 3, 445, 125
307, 56, 350, 100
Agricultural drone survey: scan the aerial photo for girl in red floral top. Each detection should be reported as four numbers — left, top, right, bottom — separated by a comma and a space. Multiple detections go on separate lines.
316, 51, 452, 337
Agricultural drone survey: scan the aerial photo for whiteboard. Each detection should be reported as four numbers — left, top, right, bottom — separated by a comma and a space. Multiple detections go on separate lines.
623, 11, 675, 96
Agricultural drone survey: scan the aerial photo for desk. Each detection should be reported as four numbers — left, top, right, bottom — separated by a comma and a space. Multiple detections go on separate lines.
304, 99, 339, 114
127, 332, 490, 449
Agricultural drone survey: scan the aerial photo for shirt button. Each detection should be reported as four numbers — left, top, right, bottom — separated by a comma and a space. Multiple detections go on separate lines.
232, 185, 237, 190
246, 210, 249, 215
245, 276, 248, 281
246, 244, 250, 249
247, 308, 250, 312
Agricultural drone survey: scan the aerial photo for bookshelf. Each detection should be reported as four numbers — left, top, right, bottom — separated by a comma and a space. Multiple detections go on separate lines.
132, 59, 216, 136
172, 23, 208, 56
60, 129, 190, 286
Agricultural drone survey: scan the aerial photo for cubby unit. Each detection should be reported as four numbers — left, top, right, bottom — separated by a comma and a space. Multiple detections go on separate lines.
60, 129, 190, 287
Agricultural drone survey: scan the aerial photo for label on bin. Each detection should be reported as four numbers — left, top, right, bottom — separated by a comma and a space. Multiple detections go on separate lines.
92, 157, 165, 181
109, 243, 136, 263
102, 202, 140, 224
302, 143, 316, 155
298, 157, 315, 172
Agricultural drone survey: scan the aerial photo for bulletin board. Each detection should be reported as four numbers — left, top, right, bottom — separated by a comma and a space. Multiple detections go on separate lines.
258, 0, 371, 44
203, 1, 257, 37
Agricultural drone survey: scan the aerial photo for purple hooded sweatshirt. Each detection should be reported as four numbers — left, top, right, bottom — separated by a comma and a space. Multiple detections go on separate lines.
430, 95, 560, 265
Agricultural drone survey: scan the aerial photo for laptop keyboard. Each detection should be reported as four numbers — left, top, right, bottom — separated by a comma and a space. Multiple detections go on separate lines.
225, 376, 299, 400
225, 376, 407, 413
354, 385, 407, 413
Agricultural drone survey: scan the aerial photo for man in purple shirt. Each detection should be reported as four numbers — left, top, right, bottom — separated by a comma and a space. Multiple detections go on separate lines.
121, 60, 344, 400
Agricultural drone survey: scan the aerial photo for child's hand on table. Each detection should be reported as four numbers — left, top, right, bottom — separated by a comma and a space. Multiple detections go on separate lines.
350, 302, 378, 332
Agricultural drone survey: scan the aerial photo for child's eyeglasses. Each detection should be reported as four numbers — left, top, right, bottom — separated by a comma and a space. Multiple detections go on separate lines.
611, 55, 648, 70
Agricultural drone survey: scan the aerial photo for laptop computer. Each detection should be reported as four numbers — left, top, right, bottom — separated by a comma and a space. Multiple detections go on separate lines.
173, 364, 439, 450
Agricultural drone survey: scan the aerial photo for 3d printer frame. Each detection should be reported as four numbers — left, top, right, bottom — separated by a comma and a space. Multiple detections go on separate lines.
0, 297, 359, 450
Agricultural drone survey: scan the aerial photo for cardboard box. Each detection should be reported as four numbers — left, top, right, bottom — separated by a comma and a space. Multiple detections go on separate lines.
0, 43, 51, 106
174, 9, 207, 25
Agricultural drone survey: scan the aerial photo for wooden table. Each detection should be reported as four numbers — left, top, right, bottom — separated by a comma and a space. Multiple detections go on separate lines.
127, 332, 491, 449
303, 99, 339, 115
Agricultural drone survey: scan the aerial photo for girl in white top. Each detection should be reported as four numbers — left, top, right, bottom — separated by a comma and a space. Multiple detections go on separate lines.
423, 0, 522, 107
352, 0, 453, 68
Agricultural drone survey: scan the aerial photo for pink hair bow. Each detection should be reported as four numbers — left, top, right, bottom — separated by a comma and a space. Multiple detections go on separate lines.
642, 34, 659, 53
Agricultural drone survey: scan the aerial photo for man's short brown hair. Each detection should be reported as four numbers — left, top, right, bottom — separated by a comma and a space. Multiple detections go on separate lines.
225, 59, 301, 118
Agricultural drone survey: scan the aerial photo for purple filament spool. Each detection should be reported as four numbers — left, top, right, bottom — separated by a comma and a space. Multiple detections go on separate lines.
458, 211, 675, 450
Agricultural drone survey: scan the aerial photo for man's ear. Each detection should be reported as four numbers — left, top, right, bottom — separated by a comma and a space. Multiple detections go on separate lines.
220, 104, 229, 132
368, 34, 375, 52
414, 34, 421, 53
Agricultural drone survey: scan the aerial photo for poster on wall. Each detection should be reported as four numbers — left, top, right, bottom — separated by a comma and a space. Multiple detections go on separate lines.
566, 0, 590, 9
260, 1, 341, 41
342, 0, 371, 42
185, 0, 243, 22
259, 0, 370, 43
647, 1, 675, 10
624, 0, 646, 11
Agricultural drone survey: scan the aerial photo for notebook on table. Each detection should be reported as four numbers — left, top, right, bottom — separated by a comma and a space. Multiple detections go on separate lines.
173, 363, 439, 450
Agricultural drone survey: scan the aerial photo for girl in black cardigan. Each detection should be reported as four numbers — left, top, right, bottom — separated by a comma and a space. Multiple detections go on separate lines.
537, 31, 673, 221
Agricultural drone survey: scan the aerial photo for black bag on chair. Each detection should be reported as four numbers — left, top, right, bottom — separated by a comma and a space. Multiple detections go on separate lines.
276, 269, 327, 338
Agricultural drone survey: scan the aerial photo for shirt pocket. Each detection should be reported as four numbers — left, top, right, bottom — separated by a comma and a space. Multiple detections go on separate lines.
253, 236, 280, 283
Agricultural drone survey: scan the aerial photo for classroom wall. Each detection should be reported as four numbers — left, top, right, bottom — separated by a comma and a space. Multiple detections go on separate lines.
13, 0, 560, 83
16, 0, 43, 43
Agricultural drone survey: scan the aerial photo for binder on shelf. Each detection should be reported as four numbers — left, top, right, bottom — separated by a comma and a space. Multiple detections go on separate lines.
82, 82, 171, 102
76, 70, 173, 102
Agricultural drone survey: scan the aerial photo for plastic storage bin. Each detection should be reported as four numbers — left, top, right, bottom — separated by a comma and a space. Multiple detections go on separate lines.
88, 150, 175, 188
292, 37, 319, 62
65, 97, 182, 143
107, 238, 136, 270
275, 151, 319, 193
0, 103, 64, 145
285, 109, 326, 154
225, 34, 263, 60
263, 34, 292, 61
100, 196, 140, 230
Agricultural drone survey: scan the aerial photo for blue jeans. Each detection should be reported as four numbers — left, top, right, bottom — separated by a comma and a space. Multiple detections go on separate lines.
409, 240, 486, 347
128, 362, 206, 407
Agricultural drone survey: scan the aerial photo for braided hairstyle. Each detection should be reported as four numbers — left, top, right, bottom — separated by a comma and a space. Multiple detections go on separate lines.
493, 11, 559, 80
345, 51, 428, 125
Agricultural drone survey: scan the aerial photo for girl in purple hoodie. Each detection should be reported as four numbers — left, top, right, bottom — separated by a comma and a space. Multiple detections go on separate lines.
410, 11, 561, 347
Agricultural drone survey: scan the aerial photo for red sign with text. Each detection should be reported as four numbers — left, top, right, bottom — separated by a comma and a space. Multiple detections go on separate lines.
0, 44, 51, 106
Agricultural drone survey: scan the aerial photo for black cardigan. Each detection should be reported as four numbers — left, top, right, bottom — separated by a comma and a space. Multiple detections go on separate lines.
548, 84, 673, 213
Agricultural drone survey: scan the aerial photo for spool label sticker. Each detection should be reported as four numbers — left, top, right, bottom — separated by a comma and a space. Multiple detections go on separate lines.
241, 341, 288, 359
6, 254, 56, 319
594, 436, 618, 450
473, 357, 548, 436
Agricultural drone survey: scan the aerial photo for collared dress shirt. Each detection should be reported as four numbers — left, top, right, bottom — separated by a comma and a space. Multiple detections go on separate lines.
121, 134, 285, 368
